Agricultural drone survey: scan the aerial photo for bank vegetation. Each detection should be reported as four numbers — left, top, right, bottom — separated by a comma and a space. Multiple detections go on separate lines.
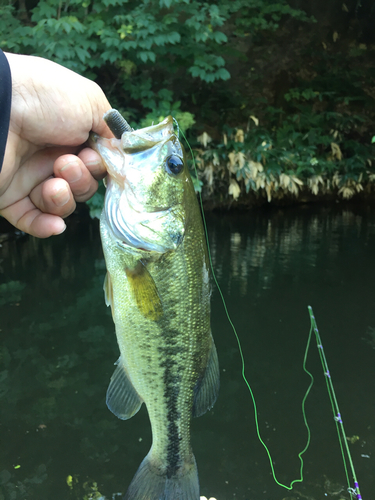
1, 0, 374, 211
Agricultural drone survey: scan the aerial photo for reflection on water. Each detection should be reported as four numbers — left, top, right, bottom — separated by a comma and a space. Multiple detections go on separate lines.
209, 208, 371, 296
0, 206, 374, 499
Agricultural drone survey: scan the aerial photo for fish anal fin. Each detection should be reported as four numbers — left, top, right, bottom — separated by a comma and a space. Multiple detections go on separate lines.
106, 357, 143, 420
193, 336, 220, 418
125, 261, 163, 321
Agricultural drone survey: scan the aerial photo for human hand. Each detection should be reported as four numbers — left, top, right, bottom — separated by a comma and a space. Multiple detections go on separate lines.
0, 52, 113, 238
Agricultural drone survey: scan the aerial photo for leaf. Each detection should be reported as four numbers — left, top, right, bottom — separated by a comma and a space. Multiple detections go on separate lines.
154, 34, 167, 46
235, 129, 244, 143
214, 55, 225, 67
62, 21, 72, 34
75, 47, 89, 64
215, 68, 230, 80
157, 88, 173, 101
213, 31, 227, 44
189, 66, 206, 79
331, 142, 343, 161
228, 178, 241, 200
138, 51, 156, 63
197, 132, 212, 148
167, 31, 180, 44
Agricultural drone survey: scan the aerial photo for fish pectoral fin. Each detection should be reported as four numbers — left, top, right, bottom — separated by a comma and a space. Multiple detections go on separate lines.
125, 261, 163, 321
103, 272, 114, 318
106, 357, 143, 420
192, 335, 220, 418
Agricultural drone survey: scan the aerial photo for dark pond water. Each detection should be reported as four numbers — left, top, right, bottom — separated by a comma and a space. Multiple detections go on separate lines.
1, 204, 374, 500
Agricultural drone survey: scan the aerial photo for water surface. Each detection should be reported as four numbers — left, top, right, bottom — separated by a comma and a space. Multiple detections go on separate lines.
1, 205, 374, 499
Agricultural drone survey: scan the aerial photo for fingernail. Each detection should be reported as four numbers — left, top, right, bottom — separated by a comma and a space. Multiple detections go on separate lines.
60, 161, 82, 182
54, 221, 67, 235
52, 187, 70, 207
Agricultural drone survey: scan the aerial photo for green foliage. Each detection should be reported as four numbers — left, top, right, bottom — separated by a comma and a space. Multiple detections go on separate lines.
1, 0, 313, 211
137, 88, 196, 131
3, 1, 374, 207
0, 0, 310, 115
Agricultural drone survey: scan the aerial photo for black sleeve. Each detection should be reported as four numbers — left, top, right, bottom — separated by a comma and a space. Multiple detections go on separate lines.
0, 49, 12, 174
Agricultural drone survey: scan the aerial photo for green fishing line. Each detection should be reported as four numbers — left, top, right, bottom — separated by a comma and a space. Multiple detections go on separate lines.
180, 129, 314, 490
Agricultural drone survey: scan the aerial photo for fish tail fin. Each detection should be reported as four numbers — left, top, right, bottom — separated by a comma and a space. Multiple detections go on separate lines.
124, 451, 199, 500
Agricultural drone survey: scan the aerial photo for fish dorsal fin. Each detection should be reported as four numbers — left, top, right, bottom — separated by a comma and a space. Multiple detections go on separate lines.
192, 335, 220, 418
125, 261, 163, 321
106, 357, 143, 420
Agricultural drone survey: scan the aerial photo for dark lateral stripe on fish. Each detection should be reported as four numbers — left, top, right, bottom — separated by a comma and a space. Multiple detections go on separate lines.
157, 340, 187, 477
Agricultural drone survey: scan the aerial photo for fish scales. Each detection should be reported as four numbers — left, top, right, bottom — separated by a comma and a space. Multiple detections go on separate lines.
101, 205, 210, 470
91, 112, 219, 500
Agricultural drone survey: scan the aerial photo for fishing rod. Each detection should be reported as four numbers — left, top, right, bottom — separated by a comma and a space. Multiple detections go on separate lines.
308, 306, 363, 500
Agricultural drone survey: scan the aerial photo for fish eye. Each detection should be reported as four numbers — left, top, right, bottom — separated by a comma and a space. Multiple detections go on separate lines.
165, 155, 184, 175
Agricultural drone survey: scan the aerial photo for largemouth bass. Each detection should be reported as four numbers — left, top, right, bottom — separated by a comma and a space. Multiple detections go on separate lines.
90, 110, 219, 500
